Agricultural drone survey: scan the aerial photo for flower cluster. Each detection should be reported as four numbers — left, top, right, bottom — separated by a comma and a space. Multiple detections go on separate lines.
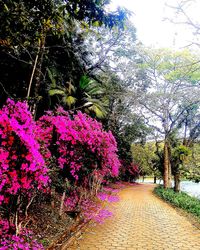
37, 108, 121, 184
97, 192, 120, 203
0, 99, 49, 205
0, 99, 121, 246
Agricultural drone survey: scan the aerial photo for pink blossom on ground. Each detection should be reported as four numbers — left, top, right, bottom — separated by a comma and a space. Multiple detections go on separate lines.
0, 219, 44, 250
97, 192, 120, 203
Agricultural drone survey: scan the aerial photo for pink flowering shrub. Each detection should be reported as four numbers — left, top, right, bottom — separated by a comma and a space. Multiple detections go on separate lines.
0, 99, 49, 248
0, 99, 49, 206
0, 99, 121, 244
36, 108, 120, 186
119, 160, 140, 182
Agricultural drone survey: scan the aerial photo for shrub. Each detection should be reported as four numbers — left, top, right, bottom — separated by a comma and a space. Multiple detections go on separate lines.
0, 99, 49, 248
0, 99, 49, 208
0, 99, 121, 246
37, 108, 120, 188
119, 161, 140, 181
154, 186, 200, 218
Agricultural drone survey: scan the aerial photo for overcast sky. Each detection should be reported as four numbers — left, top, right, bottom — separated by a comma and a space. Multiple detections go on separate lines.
109, 0, 199, 49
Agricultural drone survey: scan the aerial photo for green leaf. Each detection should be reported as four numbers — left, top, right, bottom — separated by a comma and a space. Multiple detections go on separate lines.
92, 21, 100, 27
48, 89, 65, 96
4, 4, 9, 12
79, 75, 90, 89
64, 95, 76, 108
47, 68, 56, 87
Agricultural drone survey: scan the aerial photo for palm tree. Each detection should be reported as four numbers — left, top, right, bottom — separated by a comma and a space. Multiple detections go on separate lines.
48, 71, 108, 119
79, 75, 108, 118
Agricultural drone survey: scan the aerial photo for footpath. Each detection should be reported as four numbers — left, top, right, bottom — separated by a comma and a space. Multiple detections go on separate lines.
65, 184, 200, 250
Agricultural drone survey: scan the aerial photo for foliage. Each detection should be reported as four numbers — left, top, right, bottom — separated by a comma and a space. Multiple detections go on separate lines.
0, 98, 121, 247
119, 161, 140, 181
154, 186, 200, 218
49, 75, 108, 118
131, 143, 160, 177
184, 143, 200, 183
172, 145, 191, 172
64, 0, 129, 29
0, 0, 129, 116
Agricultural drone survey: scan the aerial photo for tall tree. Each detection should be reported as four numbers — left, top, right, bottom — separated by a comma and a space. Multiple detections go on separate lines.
134, 47, 200, 188
0, 0, 129, 116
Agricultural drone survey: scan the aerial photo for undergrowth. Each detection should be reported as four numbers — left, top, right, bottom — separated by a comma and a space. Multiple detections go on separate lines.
154, 186, 200, 219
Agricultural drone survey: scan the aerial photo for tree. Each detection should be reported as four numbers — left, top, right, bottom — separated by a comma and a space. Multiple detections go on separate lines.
171, 145, 191, 192
134, 47, 200, 188
185, 143, 200, 183
48, 75, 108, 118
131, 142, 160, 183
0, 0, 129, 116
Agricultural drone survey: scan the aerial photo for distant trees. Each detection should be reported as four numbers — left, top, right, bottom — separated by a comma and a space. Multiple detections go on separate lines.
131, 143, 160, 183
132, 47, 200, 189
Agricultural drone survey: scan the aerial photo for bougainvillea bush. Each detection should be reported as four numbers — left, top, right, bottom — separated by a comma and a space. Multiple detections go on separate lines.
0, 99, 49, 206
0, 99, 121, 247
36, 108, 120, 188
0, 99, 49, 248
119, 160, 140, 182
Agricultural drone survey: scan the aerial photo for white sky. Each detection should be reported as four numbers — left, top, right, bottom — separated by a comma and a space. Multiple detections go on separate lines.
110, 0, 199, 49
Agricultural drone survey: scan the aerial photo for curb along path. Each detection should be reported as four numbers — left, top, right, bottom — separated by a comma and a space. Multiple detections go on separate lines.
65, 184, 200, 250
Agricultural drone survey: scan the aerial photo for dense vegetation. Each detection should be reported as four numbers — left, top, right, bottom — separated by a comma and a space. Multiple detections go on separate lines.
154, 186, 200, 219
0, 0, 200, 248
0, 0, 141, 248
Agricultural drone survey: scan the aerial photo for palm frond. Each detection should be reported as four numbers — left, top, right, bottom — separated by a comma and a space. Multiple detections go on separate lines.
49, 89, 65, 96
63, 95, 77, 108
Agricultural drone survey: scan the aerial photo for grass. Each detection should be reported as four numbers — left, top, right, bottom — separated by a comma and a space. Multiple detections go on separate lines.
154, 186, 200, 219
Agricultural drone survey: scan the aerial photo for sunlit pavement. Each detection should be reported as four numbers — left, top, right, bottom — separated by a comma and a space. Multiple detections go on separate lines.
65, 184, 200, 250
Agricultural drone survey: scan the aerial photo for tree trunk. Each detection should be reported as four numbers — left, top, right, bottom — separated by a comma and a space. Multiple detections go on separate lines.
168, 159, 172, 188
29, 35, 46, 118
163, 140, 169, 188
33, 39, 45, 118
154, 175, 157, 184
174, 172, 181, 192
142, 175, 145, 182
167, 142, 172, 188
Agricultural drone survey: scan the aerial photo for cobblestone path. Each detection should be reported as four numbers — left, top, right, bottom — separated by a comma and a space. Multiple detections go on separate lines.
65, 184, 200, 250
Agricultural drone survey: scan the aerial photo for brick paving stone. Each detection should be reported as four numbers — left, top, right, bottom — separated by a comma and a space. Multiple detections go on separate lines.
65, 184, 200, 250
